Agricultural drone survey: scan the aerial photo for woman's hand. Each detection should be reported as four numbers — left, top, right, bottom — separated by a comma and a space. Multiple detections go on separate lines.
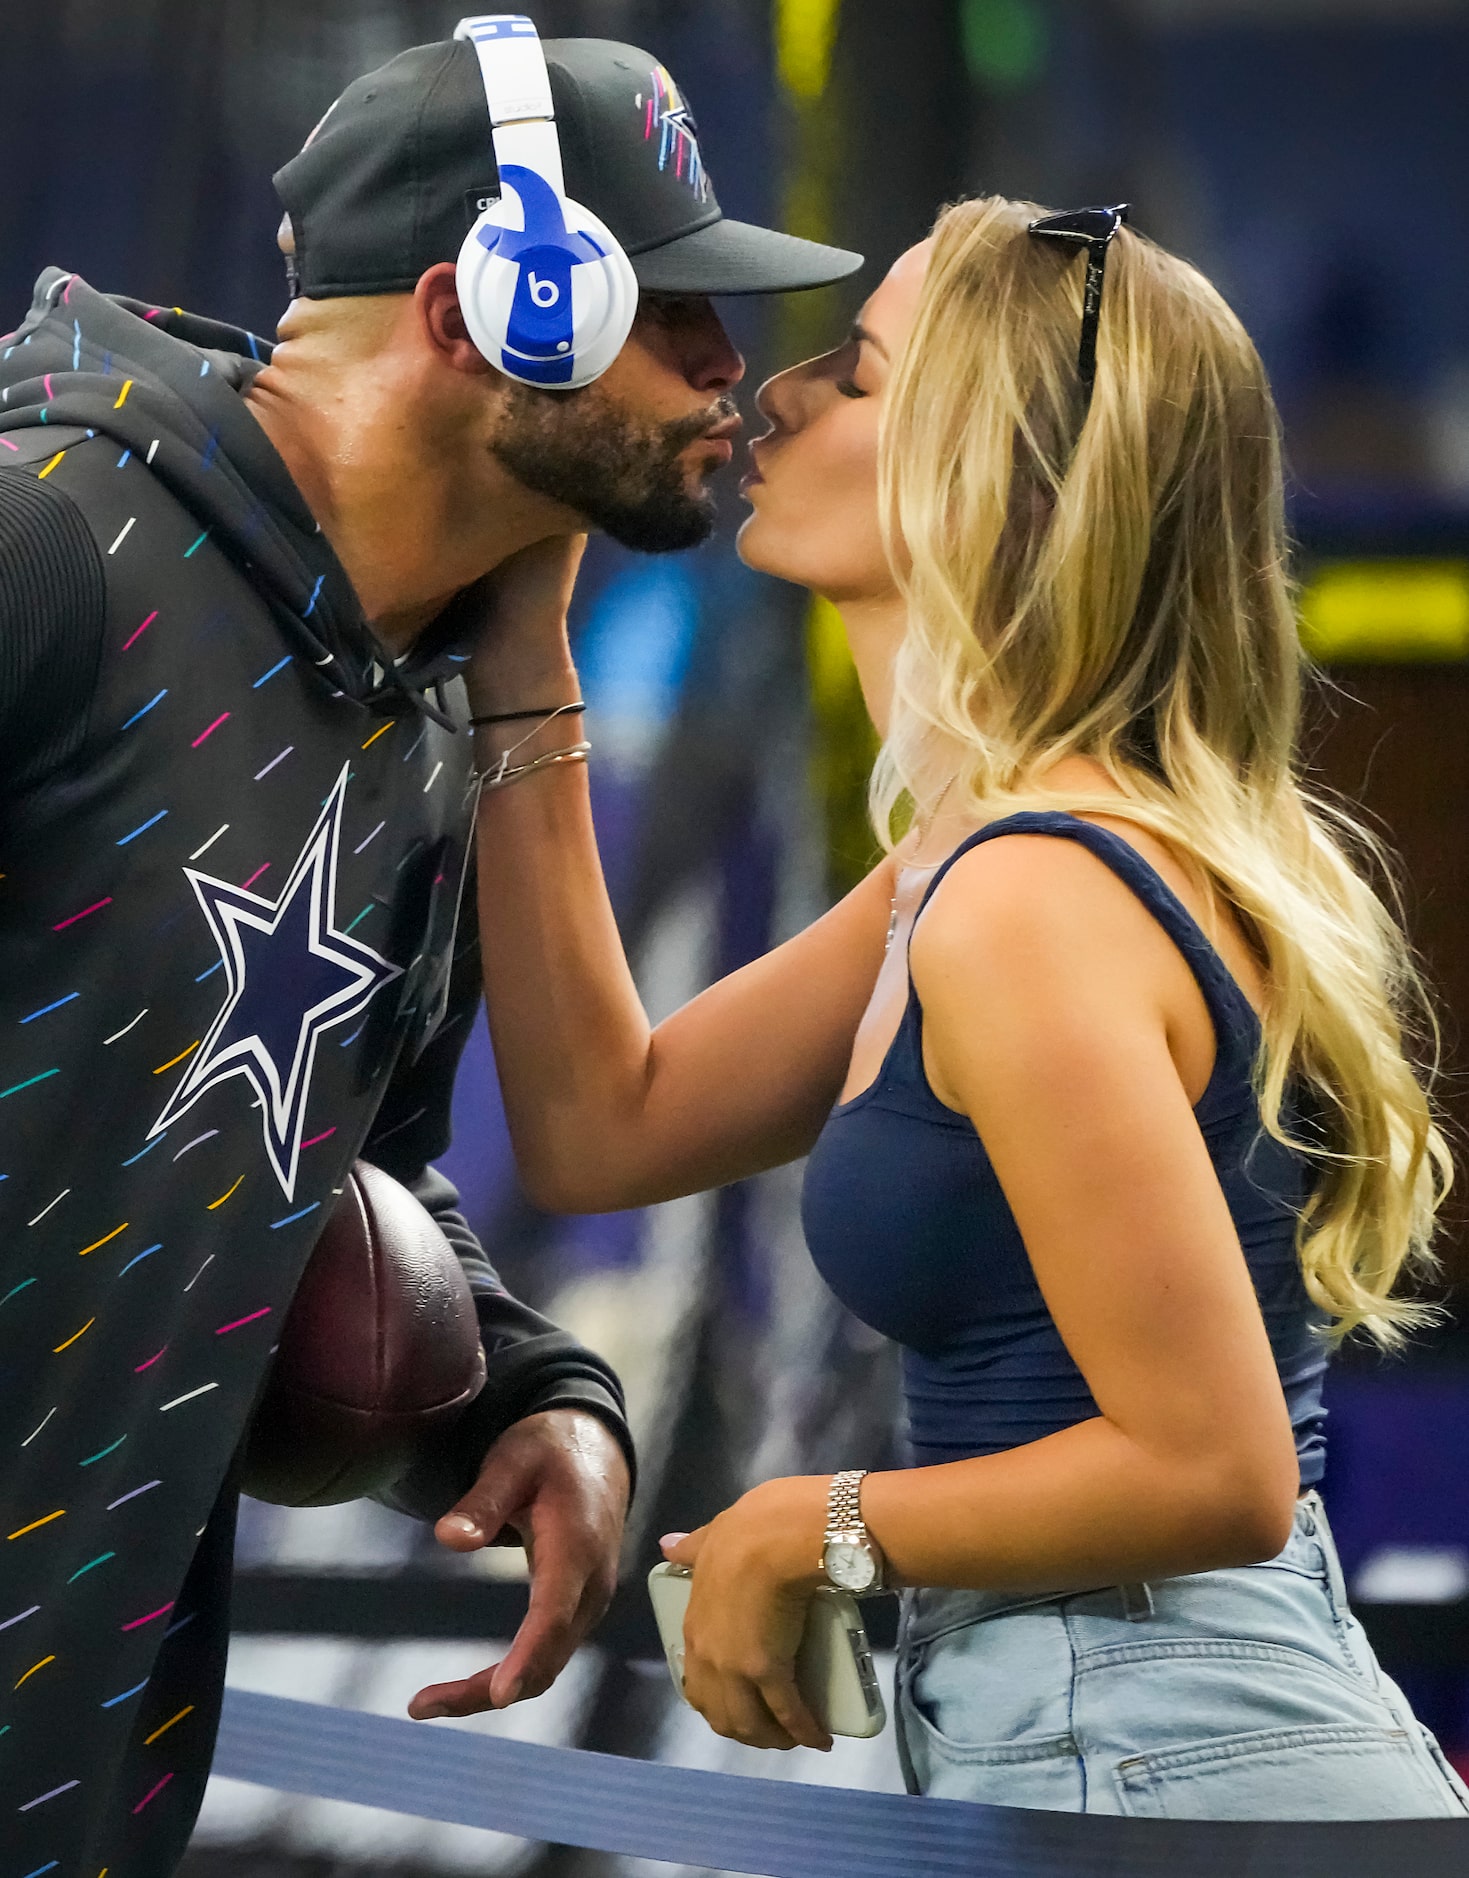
661, 1474, 834, 1753
487, 532, 587, 635
462, 532, 587, 713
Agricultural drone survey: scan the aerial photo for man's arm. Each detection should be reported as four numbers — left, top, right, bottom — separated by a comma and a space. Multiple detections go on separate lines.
360, 909, 635, 1717
369, 1162, 635, 1522
359, 915, 633, 1523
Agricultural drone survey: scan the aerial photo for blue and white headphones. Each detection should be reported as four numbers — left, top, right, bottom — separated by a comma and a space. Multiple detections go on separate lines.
454, 15, 638, 388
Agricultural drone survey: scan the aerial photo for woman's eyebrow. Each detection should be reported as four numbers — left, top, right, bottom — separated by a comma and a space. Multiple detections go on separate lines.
850, 321, 889, 360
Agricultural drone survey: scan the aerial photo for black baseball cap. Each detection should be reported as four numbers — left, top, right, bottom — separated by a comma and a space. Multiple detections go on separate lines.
274, 35, 863, 300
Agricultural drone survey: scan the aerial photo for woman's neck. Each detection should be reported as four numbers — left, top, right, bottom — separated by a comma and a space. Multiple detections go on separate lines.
833, 591, 908, 738
906, 755, 1130, 870
831, 591, 1130, 864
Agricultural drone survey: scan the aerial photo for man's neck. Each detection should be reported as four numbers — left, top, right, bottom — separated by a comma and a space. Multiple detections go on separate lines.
242, 328, 576, 657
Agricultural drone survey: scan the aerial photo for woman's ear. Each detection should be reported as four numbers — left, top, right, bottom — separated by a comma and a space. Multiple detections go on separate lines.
415, 263, 496, 377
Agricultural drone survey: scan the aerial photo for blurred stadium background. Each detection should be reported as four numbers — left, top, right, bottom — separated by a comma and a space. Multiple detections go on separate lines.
5, 1, 1469, 1872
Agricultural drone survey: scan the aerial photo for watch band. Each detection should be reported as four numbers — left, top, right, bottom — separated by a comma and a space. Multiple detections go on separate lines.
821, 1468, 884, 1591
825, 1468, 870, 1546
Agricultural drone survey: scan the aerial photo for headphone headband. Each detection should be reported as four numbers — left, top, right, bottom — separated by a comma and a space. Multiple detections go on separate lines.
455, 15, 564, 196
452, 13, 638, 388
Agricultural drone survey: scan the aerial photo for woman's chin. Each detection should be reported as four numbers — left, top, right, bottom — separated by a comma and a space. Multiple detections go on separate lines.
735, 520, 825, 593
734, 508, 774, 573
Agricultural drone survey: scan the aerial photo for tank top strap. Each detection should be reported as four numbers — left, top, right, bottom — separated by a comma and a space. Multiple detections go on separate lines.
908, 810, 1261, 1073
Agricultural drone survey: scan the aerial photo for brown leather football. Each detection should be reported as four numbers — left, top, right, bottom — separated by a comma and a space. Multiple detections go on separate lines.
239, 1160, 487, 1508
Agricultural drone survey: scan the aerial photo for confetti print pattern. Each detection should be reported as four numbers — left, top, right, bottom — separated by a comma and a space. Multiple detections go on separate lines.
0, 269, 477, 1876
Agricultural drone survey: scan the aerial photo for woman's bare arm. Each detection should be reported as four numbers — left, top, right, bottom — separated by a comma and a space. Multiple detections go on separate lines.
465, 553, 894, 1214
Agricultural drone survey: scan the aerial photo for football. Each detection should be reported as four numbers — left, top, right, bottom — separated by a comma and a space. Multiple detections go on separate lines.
239, 1160, 487, 1508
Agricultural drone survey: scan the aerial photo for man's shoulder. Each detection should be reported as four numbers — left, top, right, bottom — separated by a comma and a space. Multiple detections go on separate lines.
0, 428, 128, 556
0, 423, 96, 473
0, 447, 108, 584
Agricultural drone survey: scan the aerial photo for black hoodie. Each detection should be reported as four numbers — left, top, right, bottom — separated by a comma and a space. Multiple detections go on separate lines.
0, 269, 631, 1875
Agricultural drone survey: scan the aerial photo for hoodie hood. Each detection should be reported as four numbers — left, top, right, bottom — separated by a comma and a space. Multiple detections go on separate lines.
0, 268, 459, 715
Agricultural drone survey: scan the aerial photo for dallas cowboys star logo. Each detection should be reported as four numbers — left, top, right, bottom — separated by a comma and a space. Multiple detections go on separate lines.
151, 764, 401, 1198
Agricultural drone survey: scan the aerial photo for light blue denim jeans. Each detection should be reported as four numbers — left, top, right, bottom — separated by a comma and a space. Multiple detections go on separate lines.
895, 1491, 1469, 1819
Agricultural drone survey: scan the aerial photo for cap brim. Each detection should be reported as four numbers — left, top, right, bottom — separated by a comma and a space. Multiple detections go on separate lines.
630, 216, 863, 296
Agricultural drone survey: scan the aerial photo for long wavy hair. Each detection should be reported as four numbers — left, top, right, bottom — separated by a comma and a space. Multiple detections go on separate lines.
874, 195, 1450, 1346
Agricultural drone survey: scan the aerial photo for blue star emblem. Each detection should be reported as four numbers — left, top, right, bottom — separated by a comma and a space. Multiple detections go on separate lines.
150, 764, 401, 1198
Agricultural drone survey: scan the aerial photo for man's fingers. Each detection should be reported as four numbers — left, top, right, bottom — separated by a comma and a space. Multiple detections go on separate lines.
493, 1575, 589, 1703
408, 1665, 502, 1720
434, 1456, 533, 1551
406, 1576, 597, 1719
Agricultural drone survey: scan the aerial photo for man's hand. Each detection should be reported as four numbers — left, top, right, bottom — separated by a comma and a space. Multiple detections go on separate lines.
407, 1408, 630, 1719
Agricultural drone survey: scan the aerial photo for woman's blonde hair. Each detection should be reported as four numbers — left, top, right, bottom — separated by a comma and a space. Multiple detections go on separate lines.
874, 194, 1450, 1346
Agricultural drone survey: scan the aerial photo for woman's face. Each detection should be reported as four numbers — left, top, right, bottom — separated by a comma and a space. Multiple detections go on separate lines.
736, 242, 931, 602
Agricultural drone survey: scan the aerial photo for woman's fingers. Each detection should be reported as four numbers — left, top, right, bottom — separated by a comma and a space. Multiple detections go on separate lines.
682, 1644, 829, 1751
756, 1673, 833, 1753
688, 1665, 801, 1751
662, 1525, 705, 1566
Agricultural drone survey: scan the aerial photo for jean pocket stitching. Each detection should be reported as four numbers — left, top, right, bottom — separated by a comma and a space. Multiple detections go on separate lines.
1072, 1633, 1376, 1699
900, 1691, 1079, 1765
1115, 1722, 1413, 1784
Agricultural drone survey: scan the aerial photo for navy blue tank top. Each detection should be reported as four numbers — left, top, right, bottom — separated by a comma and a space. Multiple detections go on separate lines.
802, 812, 1328, 1484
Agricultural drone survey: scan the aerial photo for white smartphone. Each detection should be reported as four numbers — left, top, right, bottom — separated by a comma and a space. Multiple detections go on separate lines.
647, 1561, 887, 1740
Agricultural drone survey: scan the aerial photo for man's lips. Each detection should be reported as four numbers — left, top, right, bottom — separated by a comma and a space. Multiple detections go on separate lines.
690, 413, 741, 465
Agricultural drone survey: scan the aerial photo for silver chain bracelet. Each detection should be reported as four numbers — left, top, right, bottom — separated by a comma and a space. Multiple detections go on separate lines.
476, 739, 592, 791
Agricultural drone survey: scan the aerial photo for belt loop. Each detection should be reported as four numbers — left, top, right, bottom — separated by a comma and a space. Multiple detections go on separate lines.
1120, 1582, 1154, 1622
1303, 1491, 1353, 1611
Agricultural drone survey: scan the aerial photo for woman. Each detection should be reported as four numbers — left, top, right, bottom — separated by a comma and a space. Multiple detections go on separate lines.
453, 196, 1468, 1818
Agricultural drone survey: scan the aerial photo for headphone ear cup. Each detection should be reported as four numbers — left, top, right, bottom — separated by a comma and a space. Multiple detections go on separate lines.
456, 191, 637, 391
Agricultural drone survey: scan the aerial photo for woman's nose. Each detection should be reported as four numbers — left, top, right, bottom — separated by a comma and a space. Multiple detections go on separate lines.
754, 362, 805, 435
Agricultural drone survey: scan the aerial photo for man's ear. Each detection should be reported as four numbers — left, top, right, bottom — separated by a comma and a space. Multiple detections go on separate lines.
416, 263, 497, 377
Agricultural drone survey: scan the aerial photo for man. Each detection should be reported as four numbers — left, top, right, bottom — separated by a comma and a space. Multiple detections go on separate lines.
0, 22, 860, 1877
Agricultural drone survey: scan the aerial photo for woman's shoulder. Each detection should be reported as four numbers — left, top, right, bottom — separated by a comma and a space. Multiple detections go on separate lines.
913, 815, 1160, 936
907, 816, 1207, 1026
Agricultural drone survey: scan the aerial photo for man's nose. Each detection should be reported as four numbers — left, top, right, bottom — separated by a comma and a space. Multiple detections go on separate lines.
684, 304, 746, 394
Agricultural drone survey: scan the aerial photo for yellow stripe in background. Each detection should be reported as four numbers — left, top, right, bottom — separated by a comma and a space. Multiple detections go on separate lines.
1300, 559, 1469, 662
775, 0, 843, 99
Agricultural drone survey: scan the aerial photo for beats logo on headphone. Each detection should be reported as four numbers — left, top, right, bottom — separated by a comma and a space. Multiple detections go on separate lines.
455, 15, 638, 388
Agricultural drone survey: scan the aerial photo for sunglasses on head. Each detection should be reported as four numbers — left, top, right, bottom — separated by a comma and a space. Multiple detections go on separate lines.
1026, 203, 1130, 411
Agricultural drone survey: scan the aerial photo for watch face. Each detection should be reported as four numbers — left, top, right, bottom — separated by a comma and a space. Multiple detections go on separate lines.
824, 1537, 877, 1592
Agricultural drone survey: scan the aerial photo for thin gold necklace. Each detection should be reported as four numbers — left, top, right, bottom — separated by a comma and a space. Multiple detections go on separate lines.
885, 775, 958, 953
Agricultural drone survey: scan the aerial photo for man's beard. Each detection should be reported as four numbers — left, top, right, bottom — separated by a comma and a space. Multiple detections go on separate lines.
490, 383, 735, 553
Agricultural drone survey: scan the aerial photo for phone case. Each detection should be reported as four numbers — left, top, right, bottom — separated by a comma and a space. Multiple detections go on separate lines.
647, 1561, 887, 1740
